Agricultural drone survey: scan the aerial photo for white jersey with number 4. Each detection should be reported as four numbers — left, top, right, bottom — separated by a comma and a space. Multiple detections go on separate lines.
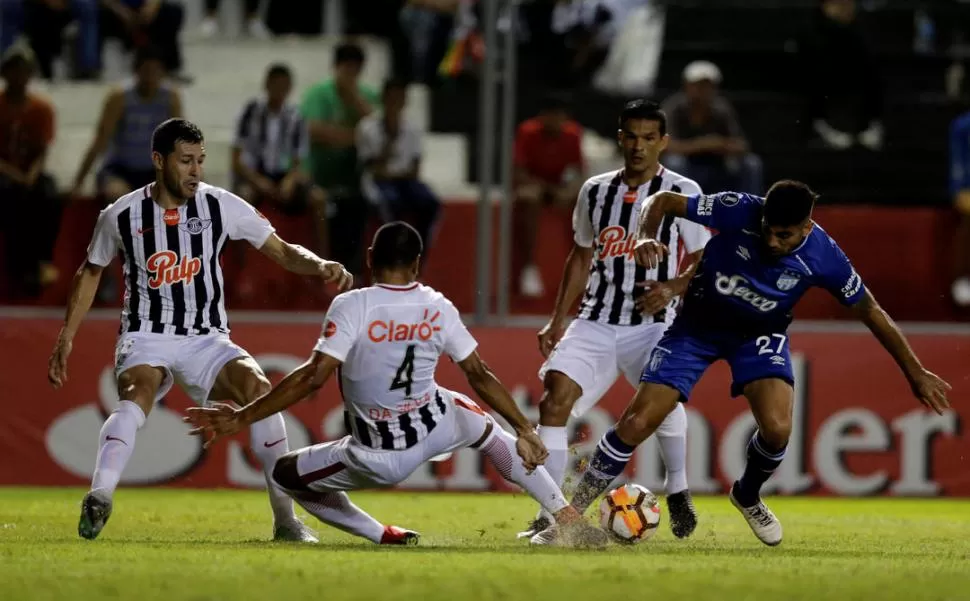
313, 282, 479, 451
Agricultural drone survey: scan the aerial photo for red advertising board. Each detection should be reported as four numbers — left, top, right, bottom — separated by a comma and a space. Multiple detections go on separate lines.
0, 315, 967, 496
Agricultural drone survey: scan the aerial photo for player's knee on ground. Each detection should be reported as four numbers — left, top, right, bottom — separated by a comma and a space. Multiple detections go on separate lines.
538, 371, 582, 426
271, 452, 308, 492
615, 384, 681, 446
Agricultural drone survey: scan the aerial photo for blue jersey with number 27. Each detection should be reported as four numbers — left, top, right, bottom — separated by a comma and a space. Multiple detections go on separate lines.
639, 191, 867, 400
676, 191, 866, 335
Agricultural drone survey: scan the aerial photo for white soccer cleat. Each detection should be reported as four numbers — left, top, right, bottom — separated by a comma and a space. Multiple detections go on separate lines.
516, 515, 551, 540
273, 518, 319, 543
729, 483, 782, 546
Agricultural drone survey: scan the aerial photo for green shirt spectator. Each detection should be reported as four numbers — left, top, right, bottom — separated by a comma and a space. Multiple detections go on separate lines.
301, 43, 378, 191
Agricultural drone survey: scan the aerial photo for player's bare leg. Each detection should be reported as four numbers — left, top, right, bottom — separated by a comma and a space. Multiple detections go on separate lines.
270, 453, 415, 545
728, 378, 792, 546
210, 357, 317, 543
517, 371, 583, 538
79, 365, 162, 540
471, 418, 607, 549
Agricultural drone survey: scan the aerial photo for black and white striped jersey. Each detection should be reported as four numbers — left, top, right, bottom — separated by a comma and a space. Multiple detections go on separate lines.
313, 283, 479, 451
574, 166, 711, 326
233, 97, 308, 178
86, 183, 275, 336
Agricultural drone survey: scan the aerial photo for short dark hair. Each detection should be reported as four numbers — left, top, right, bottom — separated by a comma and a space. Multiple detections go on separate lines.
151, 119, 204, 157
333, 42, 365, 67
763, 180, 818, 227
539, 91, 571, 113
133, 46, 165, 71
618, 99, 667, 135
382, 77, 408, 96
265, 63, 292, 82
371, 221, 423, 271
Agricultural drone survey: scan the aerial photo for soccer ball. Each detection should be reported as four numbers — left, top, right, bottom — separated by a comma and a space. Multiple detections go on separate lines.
598, 483, 662, 543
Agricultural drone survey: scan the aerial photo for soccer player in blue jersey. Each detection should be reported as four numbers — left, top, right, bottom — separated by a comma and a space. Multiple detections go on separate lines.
531, 179, 952, 547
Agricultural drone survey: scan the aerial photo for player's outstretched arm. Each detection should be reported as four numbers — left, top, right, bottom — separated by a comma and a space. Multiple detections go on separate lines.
258, 233, 353, 290
634, 191, 689, 269
538, 243, 593, 357
457, 351, 548, 470
48, 262, 105, 388
185, 351, 341, 448
851, 290, 951, 414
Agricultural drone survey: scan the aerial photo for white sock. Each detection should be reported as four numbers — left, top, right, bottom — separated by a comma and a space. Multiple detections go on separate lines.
481, 427, 568, 517
250, 413, 297, 524
535, 425, 568, 521
656, 402, 688, 494
290, 490, 385, 543
90, 400, 146, 497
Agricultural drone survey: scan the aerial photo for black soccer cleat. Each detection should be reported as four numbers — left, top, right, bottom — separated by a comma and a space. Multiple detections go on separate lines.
516, 516, 552, 540
78, 490, 113, 540
666, 489, 698, 539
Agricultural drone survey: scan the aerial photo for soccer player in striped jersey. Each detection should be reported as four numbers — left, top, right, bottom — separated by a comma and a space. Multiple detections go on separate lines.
520, 100, 711, 540
47, 118, 353, 542
184, 222, 610, 548
534, 180, 951, 547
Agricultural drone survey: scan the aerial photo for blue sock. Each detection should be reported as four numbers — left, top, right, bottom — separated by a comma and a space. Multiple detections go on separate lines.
571, 428, 636, 514
734, 431, 786, 507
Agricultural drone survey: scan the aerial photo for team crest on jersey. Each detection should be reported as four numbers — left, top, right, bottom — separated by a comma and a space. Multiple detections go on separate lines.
178, 217, 212, 235
776, 268, 802, 291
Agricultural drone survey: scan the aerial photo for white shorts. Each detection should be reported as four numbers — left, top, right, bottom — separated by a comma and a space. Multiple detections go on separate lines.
294, 388, 491, 492
114, 332, 251, 404
539, 319, 668, 418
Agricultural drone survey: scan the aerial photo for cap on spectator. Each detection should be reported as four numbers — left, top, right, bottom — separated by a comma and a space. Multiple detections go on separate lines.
682, 60, 722, 84
0, 37, 35, 72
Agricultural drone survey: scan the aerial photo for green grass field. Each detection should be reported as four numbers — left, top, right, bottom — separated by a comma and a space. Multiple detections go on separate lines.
1, 488, 969, 601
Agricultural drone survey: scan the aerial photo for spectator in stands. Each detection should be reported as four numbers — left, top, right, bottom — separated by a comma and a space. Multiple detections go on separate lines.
0, 41, 60, 298
301, 42, 379, 277
200, 0, 268, 39
661, 60, 763, 195
0, 0, 99, 80
950, 110, 970, 307
398, 0, 459, 83
233, 64, 328, 256
357, 78, 440, 265
549, 0, 647, 87
513, 92, 585, 297
99, 0, 186, 80
71, 46, 181, 201
799, 0, 884, 150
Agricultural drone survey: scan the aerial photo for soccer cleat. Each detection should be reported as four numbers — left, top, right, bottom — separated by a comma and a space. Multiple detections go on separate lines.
729, 482, 782, 546
529, 520, 610, 549
380, 525, 420, 546
666, 490, 698, 539
78, 490, 112, 540
516, 516, 551, 540
273, 519, 319, 543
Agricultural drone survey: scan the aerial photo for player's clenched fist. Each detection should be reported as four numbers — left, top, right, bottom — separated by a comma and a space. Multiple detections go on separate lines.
318, 260, 354, 291
514, 430, 549, 473
633, 239, 669, 270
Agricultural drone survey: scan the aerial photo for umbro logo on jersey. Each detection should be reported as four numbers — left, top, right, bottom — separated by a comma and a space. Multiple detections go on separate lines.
736, 246, 751, 261
178, 217, 212, 235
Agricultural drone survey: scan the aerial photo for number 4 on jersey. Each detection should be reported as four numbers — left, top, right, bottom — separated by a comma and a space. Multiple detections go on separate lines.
390, 344, 416, 396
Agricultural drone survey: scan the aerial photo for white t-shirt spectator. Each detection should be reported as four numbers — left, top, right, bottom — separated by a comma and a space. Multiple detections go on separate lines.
356, 113, 423, 179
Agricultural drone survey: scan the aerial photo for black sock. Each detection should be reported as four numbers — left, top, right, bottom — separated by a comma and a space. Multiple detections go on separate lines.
734, 431, 786, 507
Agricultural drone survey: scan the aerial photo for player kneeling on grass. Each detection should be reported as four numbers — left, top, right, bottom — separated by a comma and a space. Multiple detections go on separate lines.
532, 180, 951, 547
185, 222, 609, 548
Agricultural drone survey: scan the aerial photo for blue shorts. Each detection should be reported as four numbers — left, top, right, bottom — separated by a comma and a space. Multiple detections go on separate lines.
640, 327, 794, 401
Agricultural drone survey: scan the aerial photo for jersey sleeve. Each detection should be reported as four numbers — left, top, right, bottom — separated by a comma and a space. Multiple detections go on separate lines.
572, 180, 595, 248
677, 218, 711, 253
816, 236, 866, 307
221, 190, 276, 248
442, 299, 478, 362
685, 191, 760, 232
312, 293, 361, 362
86, 208, 120, 266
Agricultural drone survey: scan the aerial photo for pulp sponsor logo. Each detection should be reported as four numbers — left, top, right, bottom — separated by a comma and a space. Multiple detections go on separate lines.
146, 251, 202, 289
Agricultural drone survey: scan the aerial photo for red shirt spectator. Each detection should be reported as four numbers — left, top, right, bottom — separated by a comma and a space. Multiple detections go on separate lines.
0, 92, 54, 172
514, 117, 584, 185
